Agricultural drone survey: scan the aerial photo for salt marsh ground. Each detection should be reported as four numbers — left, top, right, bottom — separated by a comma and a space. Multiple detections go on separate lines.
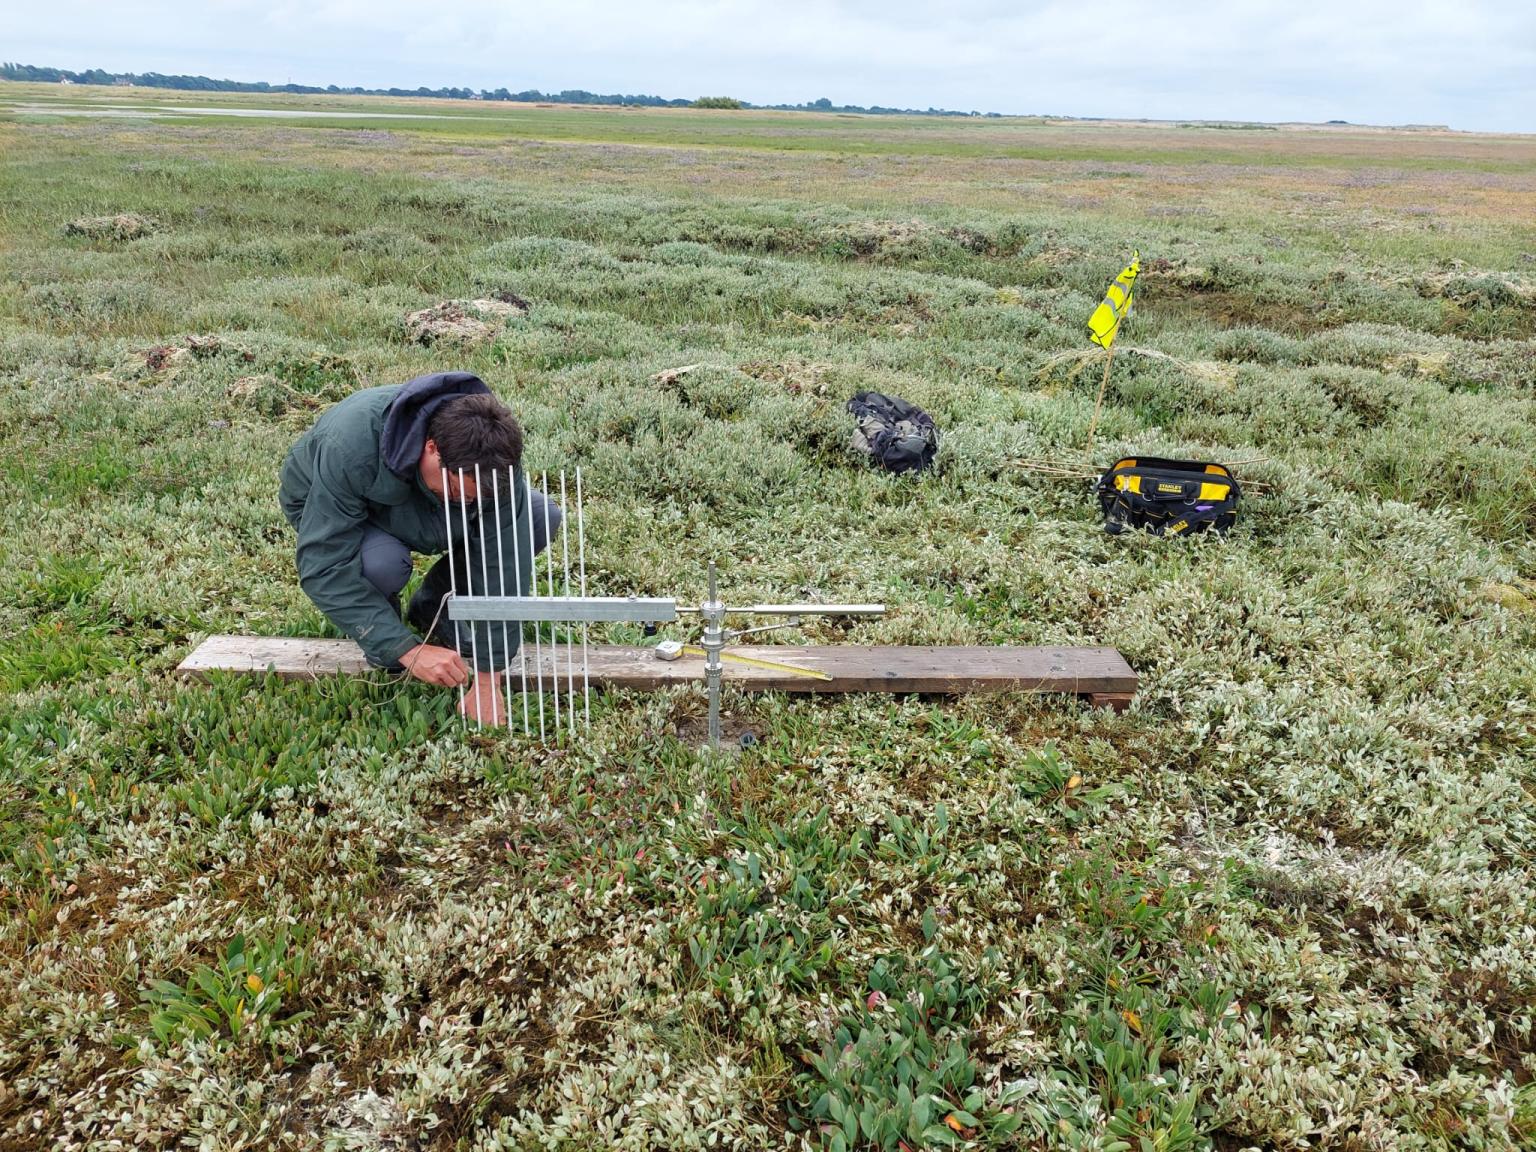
2, 83, 1535, 1150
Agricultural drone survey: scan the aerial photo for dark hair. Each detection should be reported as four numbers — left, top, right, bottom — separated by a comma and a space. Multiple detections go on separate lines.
427, 394, 523, 472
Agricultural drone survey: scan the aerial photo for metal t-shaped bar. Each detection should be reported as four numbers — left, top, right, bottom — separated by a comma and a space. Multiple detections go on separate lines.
447, 596, 678, 624
675, 563, 886, 749
444, 534, 883, 750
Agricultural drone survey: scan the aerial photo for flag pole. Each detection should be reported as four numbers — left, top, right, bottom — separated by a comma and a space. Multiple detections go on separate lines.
1084, 253, 1137, 457
1085, 341, 1116, 455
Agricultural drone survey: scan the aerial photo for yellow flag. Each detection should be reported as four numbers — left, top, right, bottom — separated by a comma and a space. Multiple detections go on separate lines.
1087, 252, 1139, 349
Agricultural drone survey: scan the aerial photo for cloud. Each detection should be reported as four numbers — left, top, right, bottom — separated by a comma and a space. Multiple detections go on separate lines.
5, 0, 1531, 130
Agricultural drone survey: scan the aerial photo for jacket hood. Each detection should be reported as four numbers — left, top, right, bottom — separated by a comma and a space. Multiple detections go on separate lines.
380, 371, 494, 479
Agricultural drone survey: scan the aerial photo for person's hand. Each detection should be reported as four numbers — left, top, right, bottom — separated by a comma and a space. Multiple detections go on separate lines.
399, 643, 469, 688
459, 671, 509, 726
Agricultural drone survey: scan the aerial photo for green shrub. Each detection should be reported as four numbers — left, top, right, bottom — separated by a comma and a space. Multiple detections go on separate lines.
795, 948, 1019, 1151
141, 928, 313, 1049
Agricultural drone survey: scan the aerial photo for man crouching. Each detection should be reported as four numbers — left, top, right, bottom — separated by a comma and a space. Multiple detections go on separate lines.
279, 371, 558, 725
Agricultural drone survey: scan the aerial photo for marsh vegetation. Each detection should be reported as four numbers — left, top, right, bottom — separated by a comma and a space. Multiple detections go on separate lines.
2, 85, 1535, 1149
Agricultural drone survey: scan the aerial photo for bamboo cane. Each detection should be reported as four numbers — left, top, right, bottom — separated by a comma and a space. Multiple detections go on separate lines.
1085, 283, 1134, 455
1084, 343, 1116, 455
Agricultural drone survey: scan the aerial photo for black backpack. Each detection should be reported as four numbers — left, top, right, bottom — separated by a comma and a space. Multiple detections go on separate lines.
1096, 457, 1240, 536
847, 391, 939, 474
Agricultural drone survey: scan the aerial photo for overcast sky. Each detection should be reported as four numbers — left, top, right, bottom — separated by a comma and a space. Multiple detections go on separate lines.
5, 0, 1532, 132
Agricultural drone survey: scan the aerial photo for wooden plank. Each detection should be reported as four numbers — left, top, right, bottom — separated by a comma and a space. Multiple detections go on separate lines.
567, 645, 1135, 695
177, 635, 372, 679
177, 636, 1136, 699
1088, 692, 1135, 714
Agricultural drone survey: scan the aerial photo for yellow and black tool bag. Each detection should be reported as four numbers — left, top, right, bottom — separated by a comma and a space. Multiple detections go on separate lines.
1095, 457, 1240, 537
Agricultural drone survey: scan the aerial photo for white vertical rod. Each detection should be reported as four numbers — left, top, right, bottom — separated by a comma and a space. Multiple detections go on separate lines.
457, 468, 480, 729
441, 467, 466, 721
525, 470, 546, 742
576, 466, 590, 730
543, 471, 560, 736
474, 465, 499, 729
560, 471, 575, 737
490, 465, 516, 732
506, 465, 529, 735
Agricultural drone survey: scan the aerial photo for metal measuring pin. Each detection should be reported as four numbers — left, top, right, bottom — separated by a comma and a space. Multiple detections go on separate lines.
490, 465, 523, 734
525, 470, 545, 741
504, 465, 530, 735
575, 466, 590, 729
474, 465, 499, 729
542, 471, 560, 736
440, 467, 467, 721
560, 470, 575, 736
489, 467, 512, 730
457, 469, 481, 728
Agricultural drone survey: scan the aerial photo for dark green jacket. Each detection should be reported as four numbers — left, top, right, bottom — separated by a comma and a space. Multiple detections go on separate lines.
278, 381, 531, 671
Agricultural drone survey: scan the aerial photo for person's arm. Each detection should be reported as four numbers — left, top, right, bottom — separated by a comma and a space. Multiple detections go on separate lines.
293, 444, 420, 667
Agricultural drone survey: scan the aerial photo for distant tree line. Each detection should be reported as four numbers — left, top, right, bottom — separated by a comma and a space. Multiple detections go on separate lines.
759, 97, 1001, 117
1, 63, 1005, 117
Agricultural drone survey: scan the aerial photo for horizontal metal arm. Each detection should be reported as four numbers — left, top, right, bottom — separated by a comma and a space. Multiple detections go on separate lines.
676, 603, 886, 618
447, 595, 678, 623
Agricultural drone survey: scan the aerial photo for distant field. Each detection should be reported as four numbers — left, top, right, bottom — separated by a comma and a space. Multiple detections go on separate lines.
6, 81, 1536, 170
1, 84, 1535, 1150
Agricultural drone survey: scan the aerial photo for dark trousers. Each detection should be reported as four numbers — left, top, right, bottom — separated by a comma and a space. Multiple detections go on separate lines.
360, 488, 562, 645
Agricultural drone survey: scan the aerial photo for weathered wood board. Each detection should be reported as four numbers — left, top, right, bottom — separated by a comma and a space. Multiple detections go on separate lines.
177, 636, 1136, 708
178, 635, 375, 679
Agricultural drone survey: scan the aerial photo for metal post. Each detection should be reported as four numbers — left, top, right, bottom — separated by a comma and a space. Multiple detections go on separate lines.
489, 464, 510, 729
474, 465, 498, 729
440, 467, 467, 720
457, 469, 480, 728
525, 471, 545, 741
702, 561, 725, 750
576, 467, 590, 729
543, 472, 559, 736
494, 467, 528, 735
560, 471, 575, 736
506, 466, 529, 735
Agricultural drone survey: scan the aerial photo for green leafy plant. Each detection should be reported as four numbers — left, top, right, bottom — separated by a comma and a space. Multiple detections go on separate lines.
1014, 742, 1121, 824
1056, 1008, 1205, 1152
684, 808, 870, 1021
1513, 1081, 1536, 1146
796, 947, 1020, 1150
141, 928, 313, 1049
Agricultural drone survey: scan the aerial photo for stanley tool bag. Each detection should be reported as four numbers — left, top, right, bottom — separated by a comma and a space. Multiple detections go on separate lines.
1095, 457, 1240, 537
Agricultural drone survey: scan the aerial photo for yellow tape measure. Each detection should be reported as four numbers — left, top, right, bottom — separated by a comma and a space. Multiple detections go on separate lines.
653, 640, 832, 681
